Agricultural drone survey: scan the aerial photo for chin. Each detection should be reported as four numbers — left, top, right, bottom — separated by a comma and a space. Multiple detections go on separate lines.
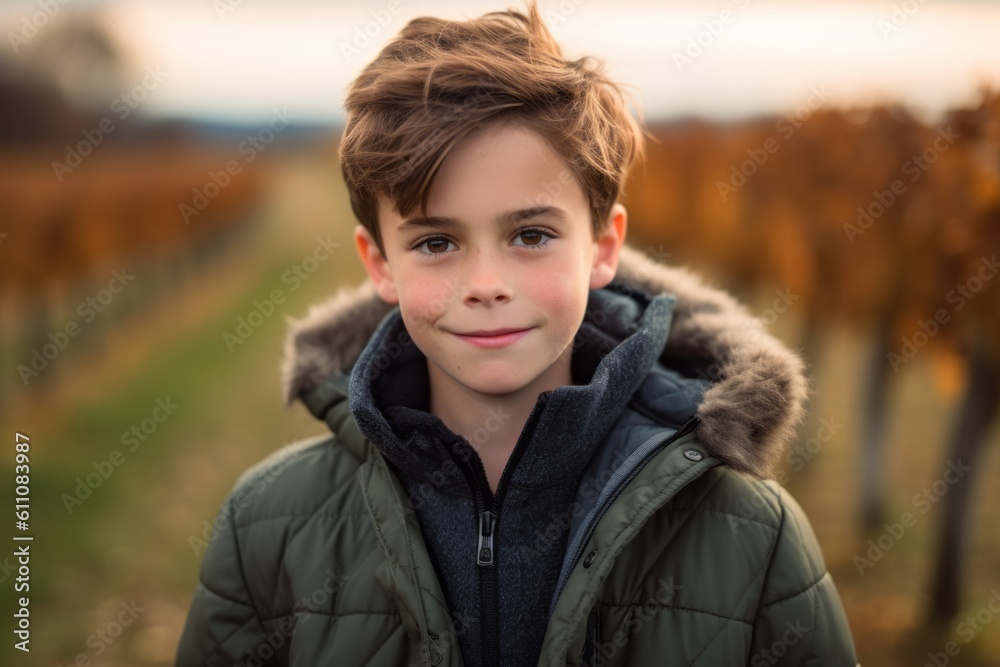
451, 365, 538, 397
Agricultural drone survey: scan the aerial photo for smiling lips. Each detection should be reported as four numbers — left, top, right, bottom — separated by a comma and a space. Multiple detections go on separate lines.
452, 327, 534, 348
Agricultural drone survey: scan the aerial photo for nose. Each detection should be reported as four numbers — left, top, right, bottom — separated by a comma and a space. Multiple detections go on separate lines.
461, 249, 512, 306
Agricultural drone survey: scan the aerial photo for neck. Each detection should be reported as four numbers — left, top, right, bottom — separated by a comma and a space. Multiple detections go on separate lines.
427, 348, 574, 491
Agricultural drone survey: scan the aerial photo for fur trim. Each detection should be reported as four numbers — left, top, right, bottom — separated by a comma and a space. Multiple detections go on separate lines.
280, 244, 808, 479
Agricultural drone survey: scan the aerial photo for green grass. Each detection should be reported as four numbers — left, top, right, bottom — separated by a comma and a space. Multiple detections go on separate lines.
0, 242, 359, 663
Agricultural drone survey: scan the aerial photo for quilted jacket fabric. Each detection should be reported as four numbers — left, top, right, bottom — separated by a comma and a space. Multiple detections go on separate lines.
175, 244, 859, 666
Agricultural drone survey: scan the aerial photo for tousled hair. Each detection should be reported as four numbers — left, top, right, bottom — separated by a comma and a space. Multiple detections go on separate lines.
339, 0, 648, 254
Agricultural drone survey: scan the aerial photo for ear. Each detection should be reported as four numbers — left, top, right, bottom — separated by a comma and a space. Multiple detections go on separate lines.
590, 203, 627, 289
353, 224, 399, 304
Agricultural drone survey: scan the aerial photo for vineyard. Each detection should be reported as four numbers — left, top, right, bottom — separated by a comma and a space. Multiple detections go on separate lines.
0, 147, 265, 410
0, 85, 997, 664
627, 88, 1000, 632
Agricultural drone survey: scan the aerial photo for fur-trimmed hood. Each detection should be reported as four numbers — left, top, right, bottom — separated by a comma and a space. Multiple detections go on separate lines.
280, 244, 808, 479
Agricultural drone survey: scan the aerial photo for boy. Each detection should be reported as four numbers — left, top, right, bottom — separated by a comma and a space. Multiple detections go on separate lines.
176, 2, 858, 665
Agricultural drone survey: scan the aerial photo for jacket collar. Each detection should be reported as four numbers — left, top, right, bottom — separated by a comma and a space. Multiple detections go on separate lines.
281, 244, 807, 480
344, 283, 690, 495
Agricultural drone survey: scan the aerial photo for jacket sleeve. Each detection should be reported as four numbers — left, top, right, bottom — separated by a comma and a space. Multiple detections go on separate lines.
175, 493, 276, 667
747, 482, 859, 667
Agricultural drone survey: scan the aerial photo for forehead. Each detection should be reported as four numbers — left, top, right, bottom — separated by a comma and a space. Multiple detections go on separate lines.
379, 122, 588, 229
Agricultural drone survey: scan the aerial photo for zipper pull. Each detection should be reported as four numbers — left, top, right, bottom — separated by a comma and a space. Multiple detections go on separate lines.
477, 511, 496, 566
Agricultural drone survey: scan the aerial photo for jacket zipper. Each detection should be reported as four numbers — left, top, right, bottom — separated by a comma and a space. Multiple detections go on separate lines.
477, 510, 495, 565
450, 391, 550, 667
549, 415, 701, 617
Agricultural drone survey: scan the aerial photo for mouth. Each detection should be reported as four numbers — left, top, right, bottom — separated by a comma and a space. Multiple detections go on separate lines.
458, 327, 531, 337
451, 327, 534, 349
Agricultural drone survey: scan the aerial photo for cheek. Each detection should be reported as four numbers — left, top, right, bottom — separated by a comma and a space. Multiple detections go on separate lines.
397, 271, 455, 325
525, 262, 590, 321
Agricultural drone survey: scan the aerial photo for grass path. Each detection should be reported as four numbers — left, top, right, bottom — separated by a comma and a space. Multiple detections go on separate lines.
0, 153, 365, 665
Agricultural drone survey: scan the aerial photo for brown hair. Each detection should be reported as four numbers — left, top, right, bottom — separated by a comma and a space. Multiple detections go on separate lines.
339, 0, 648, 255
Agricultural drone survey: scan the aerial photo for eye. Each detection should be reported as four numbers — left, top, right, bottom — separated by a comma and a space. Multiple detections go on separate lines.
512, 227, 556, 249
412, 236, 456, 256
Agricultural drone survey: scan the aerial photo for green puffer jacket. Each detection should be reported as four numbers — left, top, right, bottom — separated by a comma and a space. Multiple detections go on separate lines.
176, 245, 859, 666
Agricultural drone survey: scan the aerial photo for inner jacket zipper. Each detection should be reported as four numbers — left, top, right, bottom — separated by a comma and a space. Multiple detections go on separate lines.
449, 391, 551, 667
548, 415, 701, 618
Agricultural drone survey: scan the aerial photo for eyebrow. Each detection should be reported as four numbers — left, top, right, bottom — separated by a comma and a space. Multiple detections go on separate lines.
398, 205, 568, 232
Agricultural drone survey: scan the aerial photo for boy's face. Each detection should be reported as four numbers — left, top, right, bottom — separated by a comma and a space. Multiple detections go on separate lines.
354, 121, 626, 398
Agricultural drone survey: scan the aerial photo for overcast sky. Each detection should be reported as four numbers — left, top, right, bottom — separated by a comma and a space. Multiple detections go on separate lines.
3, 0, 999, 124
